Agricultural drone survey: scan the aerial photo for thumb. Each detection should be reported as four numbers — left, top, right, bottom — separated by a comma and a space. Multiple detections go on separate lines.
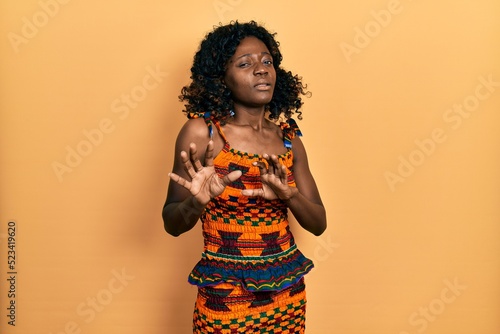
222, 170, 242, 185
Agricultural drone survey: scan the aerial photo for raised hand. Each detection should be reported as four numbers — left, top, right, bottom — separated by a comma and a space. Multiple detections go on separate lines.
241, 154, 298, 201
169, 141, 242, 206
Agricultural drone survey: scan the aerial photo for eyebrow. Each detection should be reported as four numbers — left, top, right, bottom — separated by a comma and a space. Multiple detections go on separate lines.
234, 51, 272, 60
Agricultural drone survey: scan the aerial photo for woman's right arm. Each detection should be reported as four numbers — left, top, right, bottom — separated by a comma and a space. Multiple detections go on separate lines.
162, 194, 207, 237
162, 119, 242, 236
162, 119, 210, 236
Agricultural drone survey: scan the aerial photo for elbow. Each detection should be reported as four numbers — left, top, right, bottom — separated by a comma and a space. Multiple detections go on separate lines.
312, 222, 327, 236
312, 211, 327, 236
162, 210, 182, 237
164, 220, 182, 237
168, 230, 182, 237
164, 223, 181, 237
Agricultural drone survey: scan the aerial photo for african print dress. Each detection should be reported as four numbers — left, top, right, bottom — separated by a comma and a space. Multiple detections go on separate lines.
189, 119, 314, 333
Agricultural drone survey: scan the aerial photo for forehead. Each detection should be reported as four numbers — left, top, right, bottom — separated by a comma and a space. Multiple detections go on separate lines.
232, 36, 271, 57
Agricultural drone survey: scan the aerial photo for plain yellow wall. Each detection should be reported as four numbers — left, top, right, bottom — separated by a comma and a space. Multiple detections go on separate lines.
1, 0, 499, 333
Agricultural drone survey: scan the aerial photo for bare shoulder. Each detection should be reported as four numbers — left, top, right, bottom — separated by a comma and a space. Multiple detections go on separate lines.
177, 118, 210, 142
174, 118, 211, 150
175, 118, 225, 157
291, 135, 308, 163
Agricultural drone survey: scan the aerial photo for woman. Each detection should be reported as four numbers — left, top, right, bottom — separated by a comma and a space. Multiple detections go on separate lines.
163, 21, 326, 333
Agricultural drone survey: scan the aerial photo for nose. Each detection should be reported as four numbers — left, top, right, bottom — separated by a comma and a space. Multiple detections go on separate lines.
254, 63, 268, 75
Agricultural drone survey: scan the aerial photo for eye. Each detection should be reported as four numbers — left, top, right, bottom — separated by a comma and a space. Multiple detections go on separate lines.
263, 59, 273, 66
238, 62, 250, 68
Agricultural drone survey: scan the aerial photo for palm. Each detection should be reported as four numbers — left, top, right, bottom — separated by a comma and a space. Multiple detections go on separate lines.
169, 142, 242, 206
187, 165, 229, 204
258, 172, 293, 200
241, 154, 296, 201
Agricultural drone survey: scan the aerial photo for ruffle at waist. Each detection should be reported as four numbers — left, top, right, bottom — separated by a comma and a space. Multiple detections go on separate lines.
188, 245, 314, 292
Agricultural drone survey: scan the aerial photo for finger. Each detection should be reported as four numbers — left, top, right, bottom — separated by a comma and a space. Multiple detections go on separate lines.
204, 140, 214, 167
189, 143, 203, 172
168, 172, 192, 190
241, 188, 264, 197
269, 154, 282, 178
280, 164, 288, 184
253, 161, 268, 176
269, 155, 286, 182
180, 151, 197, 179
263, 154, 275, 175
221, 170, 242, 186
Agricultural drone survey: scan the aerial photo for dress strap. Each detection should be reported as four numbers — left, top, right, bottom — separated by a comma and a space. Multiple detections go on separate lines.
187, 111, 214, 138
212, 121, 228, 144
279, 118, 302, 149
187, 112, 301, 148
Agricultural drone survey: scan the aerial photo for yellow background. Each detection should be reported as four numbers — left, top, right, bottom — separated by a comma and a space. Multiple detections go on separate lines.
1, 0, 499, 333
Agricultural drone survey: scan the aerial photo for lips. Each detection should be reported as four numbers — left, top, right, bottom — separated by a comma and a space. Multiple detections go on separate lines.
254, 81, 272, 90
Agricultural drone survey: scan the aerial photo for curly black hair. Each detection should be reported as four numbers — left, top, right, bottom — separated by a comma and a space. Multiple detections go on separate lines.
179, 21, 309, 123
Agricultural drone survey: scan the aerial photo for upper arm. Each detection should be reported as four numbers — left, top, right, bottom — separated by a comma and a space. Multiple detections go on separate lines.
291, 136, 324, 207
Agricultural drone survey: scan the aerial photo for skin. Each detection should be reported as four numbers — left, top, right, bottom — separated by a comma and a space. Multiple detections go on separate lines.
163, 36, 327, 237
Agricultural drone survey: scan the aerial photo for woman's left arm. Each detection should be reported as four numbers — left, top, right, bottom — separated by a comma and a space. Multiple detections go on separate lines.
285, 136, 327, 236
241, 136, 327, 235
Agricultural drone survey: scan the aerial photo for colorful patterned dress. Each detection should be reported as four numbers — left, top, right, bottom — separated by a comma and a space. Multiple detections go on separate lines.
189, 118, 314, 333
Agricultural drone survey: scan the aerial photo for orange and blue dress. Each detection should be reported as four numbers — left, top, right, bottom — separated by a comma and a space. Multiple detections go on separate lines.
189, 116, 314, 333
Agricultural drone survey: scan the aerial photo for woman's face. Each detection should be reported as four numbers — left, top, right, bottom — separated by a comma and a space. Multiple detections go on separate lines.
223, 36, 276, 109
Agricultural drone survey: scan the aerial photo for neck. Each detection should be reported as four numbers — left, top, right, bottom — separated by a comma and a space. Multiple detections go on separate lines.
230, 106, 268, 130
